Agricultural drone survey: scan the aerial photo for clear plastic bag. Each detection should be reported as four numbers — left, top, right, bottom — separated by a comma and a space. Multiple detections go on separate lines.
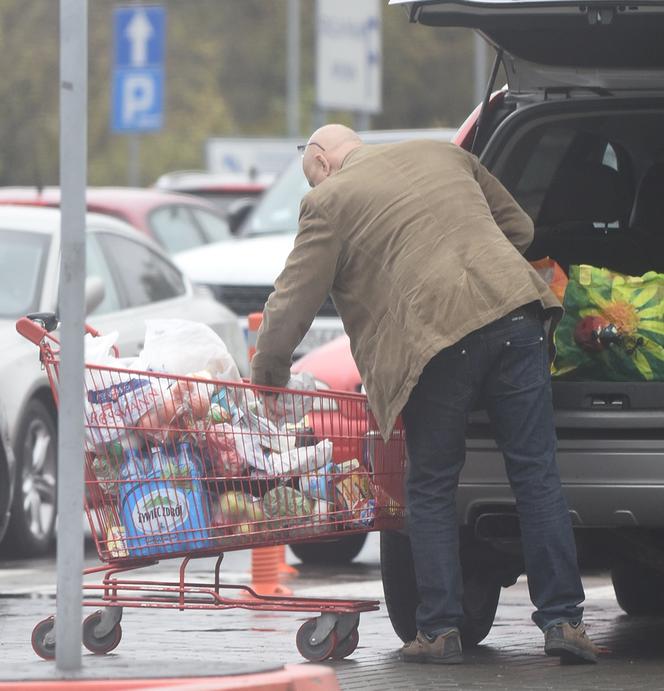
137, 319, 241, 382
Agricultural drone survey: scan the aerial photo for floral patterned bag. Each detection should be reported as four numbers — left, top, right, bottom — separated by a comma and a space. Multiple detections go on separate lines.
553, 264, 664, 381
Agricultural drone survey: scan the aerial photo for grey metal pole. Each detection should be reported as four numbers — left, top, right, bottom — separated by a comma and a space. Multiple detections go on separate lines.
473, 32, 488, 107
287, 0, 300, 138
56, 0, 87, 672
354, 111, 370, 132
128, 134, 140, 186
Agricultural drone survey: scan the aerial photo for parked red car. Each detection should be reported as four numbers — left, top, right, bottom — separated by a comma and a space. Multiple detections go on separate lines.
0, 186, 234, 255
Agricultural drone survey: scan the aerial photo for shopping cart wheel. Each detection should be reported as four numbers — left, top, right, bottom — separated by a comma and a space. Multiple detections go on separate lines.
331, 626, 360, 660
82, 611, 122, 655
31, 616, 56, 660
296, 618, 338, 662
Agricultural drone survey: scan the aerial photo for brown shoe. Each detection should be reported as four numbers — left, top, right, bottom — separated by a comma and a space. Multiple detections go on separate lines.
544, 621, 599, 664
401, 629, 463, 664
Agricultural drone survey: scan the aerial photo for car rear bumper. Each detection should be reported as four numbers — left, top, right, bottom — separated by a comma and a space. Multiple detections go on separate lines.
460, 435, 664, 528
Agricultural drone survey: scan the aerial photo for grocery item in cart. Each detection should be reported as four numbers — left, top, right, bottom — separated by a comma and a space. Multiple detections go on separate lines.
107, 522, 129, 559
90, 440, 124, 495
262, 486, 313, 528
210, 491, 265, 534
205, 423, 249, 477
84, 332, 158, 446
119, 441, 211, 557
300, 462, 335, 501
267, 439, 333, 476
334, 459, 373, 524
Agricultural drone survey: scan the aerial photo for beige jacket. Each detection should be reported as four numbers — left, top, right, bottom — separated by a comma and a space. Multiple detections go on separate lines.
251, 141, 561, 439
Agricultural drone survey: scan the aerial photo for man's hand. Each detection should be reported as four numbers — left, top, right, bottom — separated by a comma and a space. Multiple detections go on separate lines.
260, 390, 286, 423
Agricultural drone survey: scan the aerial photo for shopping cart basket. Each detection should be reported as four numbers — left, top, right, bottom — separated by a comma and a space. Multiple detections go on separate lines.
17, 314, 407, 662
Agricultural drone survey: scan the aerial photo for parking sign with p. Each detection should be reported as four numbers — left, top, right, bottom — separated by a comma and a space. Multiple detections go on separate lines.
112, 6, 165, 133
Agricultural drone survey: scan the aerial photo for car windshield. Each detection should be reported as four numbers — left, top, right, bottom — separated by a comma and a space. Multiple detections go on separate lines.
0, 229, 50, 318
241, 156, 308, 236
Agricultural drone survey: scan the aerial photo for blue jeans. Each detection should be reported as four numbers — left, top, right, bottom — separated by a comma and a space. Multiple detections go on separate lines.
402, 304, 585, 634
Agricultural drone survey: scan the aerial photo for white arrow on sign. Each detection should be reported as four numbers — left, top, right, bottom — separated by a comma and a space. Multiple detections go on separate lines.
125, 9, 153, 67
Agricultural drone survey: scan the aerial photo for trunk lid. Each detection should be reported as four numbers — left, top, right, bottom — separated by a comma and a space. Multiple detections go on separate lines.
389, 1, 664, 94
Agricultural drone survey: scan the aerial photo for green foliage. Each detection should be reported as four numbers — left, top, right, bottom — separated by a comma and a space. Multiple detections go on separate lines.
0, 1, 484, 186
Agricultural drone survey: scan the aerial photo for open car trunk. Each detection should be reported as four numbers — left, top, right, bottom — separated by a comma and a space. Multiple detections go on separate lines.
479, 101, 664, 430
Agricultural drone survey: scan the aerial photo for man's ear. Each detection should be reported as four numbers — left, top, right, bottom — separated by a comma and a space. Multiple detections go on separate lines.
315, 153, 330, 175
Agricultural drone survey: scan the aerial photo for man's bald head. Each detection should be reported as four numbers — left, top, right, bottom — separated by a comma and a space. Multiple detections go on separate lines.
302, 124, 363, 188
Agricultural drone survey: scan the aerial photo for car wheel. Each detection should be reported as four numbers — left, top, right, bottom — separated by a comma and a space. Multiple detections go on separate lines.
289, 533, 367, 565
4, 398, 57, 557
611, 561, 664, 616
380, 530, 501, 647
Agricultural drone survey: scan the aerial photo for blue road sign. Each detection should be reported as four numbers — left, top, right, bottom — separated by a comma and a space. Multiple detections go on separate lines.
112, 5, 166, 133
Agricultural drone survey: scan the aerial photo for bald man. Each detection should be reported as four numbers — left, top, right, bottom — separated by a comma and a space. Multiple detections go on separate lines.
251, 125, 597, 665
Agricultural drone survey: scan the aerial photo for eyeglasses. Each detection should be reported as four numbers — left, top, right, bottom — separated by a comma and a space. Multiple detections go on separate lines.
297, 141, 326, 153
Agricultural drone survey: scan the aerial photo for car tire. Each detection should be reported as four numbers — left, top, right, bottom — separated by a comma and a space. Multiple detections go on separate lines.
611, 561, 664, 616
4, 398, 57, 557
289, 533, 367, 565
380, 530, 501, 647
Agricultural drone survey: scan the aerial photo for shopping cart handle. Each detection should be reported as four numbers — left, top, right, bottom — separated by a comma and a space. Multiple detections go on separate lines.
16, 316, 51, 345
26, 312, 59, 332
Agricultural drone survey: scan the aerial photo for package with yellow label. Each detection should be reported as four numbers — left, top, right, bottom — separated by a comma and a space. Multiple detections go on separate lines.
334, 459, 374, 526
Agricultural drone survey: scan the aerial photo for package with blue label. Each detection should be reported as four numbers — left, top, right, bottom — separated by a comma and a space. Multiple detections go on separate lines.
119, 442, 211, 557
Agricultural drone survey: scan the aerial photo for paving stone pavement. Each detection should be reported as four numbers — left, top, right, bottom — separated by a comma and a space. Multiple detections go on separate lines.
1, 537, 664, 690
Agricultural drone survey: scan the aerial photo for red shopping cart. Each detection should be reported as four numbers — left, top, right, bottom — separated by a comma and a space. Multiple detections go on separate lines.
17, 314, 407, 662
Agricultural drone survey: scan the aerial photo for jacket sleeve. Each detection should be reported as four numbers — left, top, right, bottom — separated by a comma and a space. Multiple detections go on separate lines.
473, 157, 534, 254
251, 196, 341, 387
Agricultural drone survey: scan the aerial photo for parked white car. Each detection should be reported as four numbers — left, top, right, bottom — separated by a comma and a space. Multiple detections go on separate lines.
173, 129, 456, 356
0, 205, 247, 556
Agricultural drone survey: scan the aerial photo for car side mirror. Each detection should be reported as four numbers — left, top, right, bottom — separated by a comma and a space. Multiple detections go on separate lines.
227, 198, 255, 235
85, 275, 106, 315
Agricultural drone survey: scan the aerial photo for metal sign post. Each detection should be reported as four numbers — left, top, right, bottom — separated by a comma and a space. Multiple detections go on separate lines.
56, 0, 88, 672
287, 0, 301, 138
112, 4, 166, 185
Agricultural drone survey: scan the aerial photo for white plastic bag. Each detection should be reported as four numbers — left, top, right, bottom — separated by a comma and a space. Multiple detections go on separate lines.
266, 439, 333, 476
137, 319, 241, 382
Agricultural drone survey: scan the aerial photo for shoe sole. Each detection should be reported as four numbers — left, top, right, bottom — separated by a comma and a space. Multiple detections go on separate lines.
545, 643, 597, 664
401, 653, 463, 665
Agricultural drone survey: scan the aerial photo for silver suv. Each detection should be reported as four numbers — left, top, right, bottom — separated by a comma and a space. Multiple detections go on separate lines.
382, 0, 664, 647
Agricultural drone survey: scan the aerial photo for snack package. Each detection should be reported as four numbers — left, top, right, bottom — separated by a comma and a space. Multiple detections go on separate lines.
553, 265, 664, 381
107, 523, 129, 559
334, 459, 371, 513
350, 497, 376, 528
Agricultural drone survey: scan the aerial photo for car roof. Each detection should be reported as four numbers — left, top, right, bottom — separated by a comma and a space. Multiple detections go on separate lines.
0, 186, 230, 235
153, 170, 273, 193
0, 186, 223, 213
0, 203, 148, 237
